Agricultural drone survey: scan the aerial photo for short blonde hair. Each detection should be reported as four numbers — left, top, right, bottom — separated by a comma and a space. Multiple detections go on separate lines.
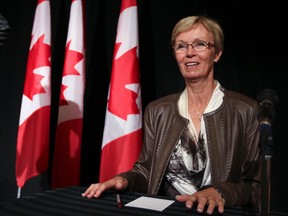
171, 16, 224, 54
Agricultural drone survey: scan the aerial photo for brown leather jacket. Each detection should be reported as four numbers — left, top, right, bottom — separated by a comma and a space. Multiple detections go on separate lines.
119, 88, 261, 208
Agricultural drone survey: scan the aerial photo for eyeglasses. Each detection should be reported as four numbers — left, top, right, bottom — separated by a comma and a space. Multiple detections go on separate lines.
173, 40, 215, 53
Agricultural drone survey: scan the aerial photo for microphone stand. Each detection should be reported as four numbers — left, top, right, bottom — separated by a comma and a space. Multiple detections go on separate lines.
260, 124, 273, 216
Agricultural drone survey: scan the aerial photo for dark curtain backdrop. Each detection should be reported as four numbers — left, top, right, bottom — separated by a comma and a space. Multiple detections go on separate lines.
0, 0, 287, 213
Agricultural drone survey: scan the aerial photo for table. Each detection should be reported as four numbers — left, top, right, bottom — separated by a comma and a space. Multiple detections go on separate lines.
0, 186, 287, 216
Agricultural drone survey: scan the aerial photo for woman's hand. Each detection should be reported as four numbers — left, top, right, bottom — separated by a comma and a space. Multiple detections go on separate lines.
81, 176, 128, 198
175, 187, 225, 215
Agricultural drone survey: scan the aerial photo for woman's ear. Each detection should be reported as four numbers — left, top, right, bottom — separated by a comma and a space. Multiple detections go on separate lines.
214, 50, 222, 63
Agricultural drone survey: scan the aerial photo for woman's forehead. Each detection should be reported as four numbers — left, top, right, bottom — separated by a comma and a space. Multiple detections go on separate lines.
176, 24, 213, 41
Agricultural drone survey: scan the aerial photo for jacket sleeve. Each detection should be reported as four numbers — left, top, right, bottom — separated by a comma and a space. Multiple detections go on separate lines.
211, 101, 261, 209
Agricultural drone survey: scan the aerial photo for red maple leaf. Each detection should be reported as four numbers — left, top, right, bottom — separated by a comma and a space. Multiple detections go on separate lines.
59, 40, 84, 106
23, 34, 51, 100
108, 43, 140, 120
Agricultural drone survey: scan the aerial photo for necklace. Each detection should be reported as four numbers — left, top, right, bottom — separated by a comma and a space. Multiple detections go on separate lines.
190, 109, 203, 121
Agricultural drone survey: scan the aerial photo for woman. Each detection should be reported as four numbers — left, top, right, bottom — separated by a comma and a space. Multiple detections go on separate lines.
82, 16, 261, 215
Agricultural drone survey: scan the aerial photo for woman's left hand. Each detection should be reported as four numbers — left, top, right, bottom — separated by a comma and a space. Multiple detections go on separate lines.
175, 187, 225, 215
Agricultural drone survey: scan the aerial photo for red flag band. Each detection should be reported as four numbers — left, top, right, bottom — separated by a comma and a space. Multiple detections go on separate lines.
15, 0, 51, 191
99, 0, 142, 182
51, 0, 85, 188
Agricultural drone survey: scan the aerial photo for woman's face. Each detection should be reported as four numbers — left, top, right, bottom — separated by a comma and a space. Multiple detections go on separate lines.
173, 23, 222, 81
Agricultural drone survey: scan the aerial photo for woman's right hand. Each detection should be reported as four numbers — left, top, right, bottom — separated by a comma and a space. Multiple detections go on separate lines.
81, 176, 129, 198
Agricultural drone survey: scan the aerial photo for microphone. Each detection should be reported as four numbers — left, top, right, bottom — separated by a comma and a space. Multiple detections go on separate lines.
257, 89, 278, 215
257, 89, 278, 130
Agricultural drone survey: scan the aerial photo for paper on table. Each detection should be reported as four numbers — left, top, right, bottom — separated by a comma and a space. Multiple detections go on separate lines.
125, 196, 175, 212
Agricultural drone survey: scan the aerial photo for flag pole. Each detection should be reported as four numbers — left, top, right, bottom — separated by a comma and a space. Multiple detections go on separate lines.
17, 187, 21, 198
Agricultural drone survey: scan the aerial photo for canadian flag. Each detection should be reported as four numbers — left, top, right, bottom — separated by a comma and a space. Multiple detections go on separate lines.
51, 0, 85, 188
99, 0, 142, 182
15, 0, 51, 197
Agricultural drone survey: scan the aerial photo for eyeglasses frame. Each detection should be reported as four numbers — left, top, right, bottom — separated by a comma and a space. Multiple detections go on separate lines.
172, 40, 215, 53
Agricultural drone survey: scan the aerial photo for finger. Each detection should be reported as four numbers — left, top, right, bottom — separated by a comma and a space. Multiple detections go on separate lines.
206, 199, 216, 215
81, 184, 93, 197
175, 194, 194, 209
217, 201, 225, 214
196, 196, 208, 213
84, 184, 100, 198
95, 178, 121, 198
187, 195, 199, 209
93, 183, 109, 198
175, 194, 191, 202
82, 184, 96, 197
